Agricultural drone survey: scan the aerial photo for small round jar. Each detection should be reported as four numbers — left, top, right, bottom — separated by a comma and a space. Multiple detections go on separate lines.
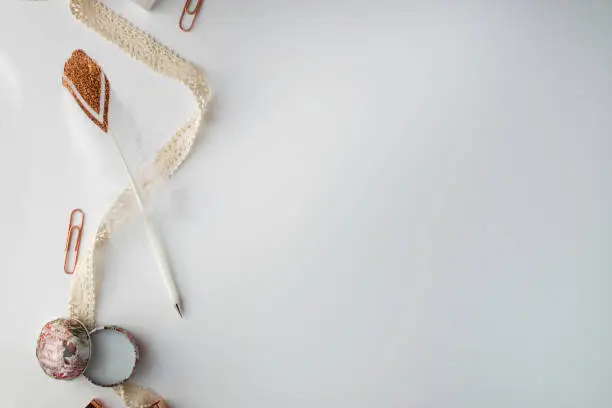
83, 325, 140, 387
36, 318, 140, 387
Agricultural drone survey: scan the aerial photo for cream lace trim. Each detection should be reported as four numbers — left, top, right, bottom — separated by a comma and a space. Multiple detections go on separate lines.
67, 0, 210, 406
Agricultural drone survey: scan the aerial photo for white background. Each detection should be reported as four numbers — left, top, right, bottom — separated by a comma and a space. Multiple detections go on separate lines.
1, 1, 611, 407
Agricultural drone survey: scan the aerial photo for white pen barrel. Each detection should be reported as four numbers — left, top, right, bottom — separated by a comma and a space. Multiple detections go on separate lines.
109, 135, 182, 309
144, 217, 180, 303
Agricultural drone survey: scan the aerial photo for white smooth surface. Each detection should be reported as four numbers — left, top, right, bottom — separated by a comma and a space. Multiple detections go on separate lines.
1, 1, 611, 407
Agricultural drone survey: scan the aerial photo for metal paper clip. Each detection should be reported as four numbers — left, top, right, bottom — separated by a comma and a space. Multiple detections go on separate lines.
179, 0, 204, 32
86, 399, 104, 408
64, 209, 85, 275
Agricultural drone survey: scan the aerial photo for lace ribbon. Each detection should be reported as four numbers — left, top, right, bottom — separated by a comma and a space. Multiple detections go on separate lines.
67, 1, 211, 406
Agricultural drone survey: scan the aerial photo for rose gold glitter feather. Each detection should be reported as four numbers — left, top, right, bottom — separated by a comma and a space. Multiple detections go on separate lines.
62, 50, 110, 133
62, 51, 183, 320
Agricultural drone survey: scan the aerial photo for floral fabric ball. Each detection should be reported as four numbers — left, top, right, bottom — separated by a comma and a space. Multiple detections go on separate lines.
36, 318, 91, 380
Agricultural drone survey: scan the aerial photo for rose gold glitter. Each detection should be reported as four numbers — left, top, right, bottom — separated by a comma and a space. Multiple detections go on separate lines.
63, 49, 110, 133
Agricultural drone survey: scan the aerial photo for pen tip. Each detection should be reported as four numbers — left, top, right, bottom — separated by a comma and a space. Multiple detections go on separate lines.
175, 303, 184, 318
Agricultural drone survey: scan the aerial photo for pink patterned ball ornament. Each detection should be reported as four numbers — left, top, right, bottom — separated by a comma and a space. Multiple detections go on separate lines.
36, 318, 91, 380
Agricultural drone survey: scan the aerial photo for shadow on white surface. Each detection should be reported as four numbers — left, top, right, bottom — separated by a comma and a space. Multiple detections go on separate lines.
0, 51, 22, 133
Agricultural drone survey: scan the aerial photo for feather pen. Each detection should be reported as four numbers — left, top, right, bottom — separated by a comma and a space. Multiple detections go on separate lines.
62, 49, 184, 318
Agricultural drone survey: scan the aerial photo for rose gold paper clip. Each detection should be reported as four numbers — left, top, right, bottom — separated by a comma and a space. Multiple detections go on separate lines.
85, 399, 104, 408
64, 209, 85, 275
179, 0, 204, 32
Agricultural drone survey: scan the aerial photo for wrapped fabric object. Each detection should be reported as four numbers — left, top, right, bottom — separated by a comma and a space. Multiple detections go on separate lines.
36, 319, 91, 381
